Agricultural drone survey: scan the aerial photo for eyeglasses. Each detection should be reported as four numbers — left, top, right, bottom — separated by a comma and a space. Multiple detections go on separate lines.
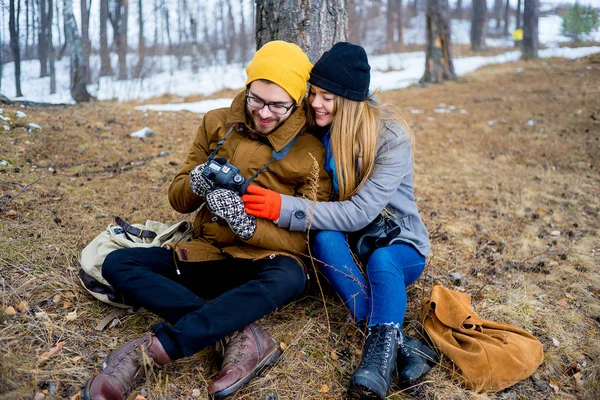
245, 94, 295, 115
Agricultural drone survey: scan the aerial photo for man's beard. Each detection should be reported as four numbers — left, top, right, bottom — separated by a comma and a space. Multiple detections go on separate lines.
247, 107, 292, 136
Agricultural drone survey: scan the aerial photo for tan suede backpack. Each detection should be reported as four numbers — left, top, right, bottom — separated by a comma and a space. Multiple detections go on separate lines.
422, 285, 544, 392
78, 217, 193, 308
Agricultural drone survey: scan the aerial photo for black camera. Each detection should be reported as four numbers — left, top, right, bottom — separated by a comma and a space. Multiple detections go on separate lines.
202, 157, 247, 195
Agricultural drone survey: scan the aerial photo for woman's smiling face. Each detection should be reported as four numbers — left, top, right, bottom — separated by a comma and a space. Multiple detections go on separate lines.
308, 85, 335, 127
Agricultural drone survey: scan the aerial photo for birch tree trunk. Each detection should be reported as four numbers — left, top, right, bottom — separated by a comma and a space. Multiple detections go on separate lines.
522, 0, 538, 59
471, 0, 487, 51
420, 0, 456, 83
64, 0, 93, 102
255, 0, 347, 63
134, 0, 145, 78
80, 0, 92, 83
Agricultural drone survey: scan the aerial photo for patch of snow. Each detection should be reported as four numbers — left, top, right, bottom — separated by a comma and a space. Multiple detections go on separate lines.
130, 127, 154, 138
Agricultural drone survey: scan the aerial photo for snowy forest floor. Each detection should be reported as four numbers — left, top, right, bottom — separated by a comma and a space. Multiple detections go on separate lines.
1, 54, 599, 400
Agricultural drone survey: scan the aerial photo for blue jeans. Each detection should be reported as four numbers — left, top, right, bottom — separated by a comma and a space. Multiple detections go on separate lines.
312, 230, 425, 327
102, 247, 306, 361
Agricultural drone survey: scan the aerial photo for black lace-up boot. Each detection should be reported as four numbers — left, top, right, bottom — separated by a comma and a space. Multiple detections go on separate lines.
347, 324, 399, 400
396, 332, 437, 386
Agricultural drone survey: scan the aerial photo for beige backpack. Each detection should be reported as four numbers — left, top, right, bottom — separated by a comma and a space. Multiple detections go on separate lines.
78, 217, 193, 308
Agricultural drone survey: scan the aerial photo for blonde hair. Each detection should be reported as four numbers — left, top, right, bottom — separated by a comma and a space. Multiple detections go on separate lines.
307, 93, 413, 201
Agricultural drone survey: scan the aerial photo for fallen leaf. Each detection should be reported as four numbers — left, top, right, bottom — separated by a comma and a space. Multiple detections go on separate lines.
63, 301, 73, 308
34, 392, 45, 400
134, 396, 147, 400
280, 342, 287, 350
587, 329, 596, 335
5, 210, 18, 217
95, 310, 126, 331
66, 311, 77, 321
69, 391, 81, 400
319, 384, 330, 393
556, 299, 568, 307
4, 306, 16, 316
191, 388, 201, 398
40, 341, 65, 361
71, 356, 82, 363
330, 351, 339, 360
295, 351, 303, 358
18, 301, 29, 313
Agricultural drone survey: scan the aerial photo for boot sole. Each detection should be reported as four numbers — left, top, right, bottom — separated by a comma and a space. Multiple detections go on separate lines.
346, 382, 384, 400
347, 373, 387, 400
82, 378, 93, 400
210, 345, 283, 399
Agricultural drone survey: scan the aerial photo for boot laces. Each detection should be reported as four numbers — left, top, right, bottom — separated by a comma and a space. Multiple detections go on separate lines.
362, 328, 395, 373
222, 329, 250, 365
105, 337, 153, 394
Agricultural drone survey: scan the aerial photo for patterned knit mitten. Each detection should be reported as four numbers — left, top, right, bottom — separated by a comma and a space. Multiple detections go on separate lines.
205, 189, 257, 240
189, 163, 214, 197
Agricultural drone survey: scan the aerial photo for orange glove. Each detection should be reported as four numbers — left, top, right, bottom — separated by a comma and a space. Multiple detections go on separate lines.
242, 185, 282, 221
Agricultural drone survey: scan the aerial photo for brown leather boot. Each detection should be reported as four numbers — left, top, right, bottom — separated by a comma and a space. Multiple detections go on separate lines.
83, 333, 171, 400
208, 323, 282, 399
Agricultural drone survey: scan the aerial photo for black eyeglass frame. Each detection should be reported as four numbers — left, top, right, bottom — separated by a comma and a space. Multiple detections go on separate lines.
245, 94, 296, 115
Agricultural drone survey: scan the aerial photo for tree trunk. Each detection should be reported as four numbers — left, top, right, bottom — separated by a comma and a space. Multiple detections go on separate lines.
80, 0, 92, 83
226, 0, 236, 63
0, 21, 3, 92
255, 0, 347, 64
239, 0, 248, 62
494, 0, 503, 30
516, 0, 522, 29
39, 0, 49, 77
503, 0, 510, 36
48, 0, 56, 94
100, 0, 113, 76
522, 0, 538, 59
64, 0, 93, 102
470, 0, 487, 51
396, 0, 404, 45
9, 0, 23, 97
118, 0, 129, 80
454, 0, 462, 19
134, 0, 145, 78
55, 0, 62, 49
25, 0, 30, 58
190, 15, 199, 73
386, 0, 395, 50
420, 0, 456, 84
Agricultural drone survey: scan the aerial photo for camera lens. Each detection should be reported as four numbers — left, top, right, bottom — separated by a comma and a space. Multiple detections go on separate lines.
233, 175, 244, 184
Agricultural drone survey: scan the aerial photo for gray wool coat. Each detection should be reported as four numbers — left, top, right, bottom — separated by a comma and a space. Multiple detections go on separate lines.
276, 119, 430, 257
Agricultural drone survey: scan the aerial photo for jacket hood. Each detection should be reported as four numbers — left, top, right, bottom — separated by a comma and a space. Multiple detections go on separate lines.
226, 91, 307, 152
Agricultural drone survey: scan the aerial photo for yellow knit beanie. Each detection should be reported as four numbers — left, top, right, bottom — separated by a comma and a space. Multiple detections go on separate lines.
245, 41, 312, 105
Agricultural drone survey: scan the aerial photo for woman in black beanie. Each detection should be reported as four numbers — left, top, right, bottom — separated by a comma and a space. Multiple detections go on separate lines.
243, 42, 435, 399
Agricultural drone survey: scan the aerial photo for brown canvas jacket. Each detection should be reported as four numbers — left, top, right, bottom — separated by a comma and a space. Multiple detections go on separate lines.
168, 91, 331, 267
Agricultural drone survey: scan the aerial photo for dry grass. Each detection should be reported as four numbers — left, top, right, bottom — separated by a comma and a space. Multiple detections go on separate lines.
1, 54, 599, 399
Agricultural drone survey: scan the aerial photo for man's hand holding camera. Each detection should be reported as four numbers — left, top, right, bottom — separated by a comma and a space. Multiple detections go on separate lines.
192, 158, 256, 240
205, 189, 257, 240
189, 163, 214, 198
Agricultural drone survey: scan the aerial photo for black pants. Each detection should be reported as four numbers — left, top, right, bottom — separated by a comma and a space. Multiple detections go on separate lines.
102, 247, 306, 361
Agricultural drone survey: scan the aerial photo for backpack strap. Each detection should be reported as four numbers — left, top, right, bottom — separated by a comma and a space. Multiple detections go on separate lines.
114, 216, 157, 240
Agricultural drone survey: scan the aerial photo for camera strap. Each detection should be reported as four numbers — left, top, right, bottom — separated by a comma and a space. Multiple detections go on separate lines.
246, 133, 299, 185
207, 123, 300, 186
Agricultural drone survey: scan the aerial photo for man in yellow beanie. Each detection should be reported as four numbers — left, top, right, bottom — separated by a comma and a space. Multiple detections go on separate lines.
83, 41, 330, 400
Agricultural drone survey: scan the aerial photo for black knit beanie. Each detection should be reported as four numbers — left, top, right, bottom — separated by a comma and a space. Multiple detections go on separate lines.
309, 42, 371, 102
